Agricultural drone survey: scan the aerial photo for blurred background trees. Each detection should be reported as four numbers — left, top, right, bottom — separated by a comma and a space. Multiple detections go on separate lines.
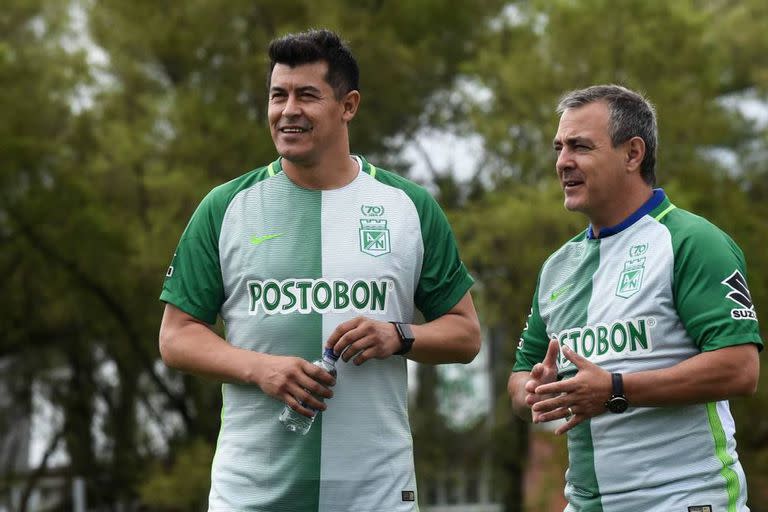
1, 0, 767, 510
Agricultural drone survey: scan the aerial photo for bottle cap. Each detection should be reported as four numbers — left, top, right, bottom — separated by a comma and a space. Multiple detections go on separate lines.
322, 347, 339, 361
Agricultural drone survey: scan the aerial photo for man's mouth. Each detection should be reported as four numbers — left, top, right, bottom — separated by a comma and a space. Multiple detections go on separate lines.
562, 177, 584, 189
279, 126, 311, 133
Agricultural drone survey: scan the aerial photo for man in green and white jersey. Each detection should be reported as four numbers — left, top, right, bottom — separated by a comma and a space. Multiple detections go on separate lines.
158, 29, 480, 511
508, 85, 762, 511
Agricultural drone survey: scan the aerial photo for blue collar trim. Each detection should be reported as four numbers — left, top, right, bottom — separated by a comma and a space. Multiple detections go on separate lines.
587, 188, 666, 239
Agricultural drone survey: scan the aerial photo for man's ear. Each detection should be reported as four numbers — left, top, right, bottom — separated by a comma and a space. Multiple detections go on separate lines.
341, 90, 360, 122
626, 136, 646, 173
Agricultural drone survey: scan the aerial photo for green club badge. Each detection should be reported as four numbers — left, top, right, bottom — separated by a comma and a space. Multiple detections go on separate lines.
616, 243, 648, 298
359, 204, 390, 257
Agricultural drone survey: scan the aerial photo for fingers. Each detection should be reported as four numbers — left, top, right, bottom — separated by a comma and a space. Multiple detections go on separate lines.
542, 339, 560, 367
531, 402, 572, 424
285, 387, 327, 416
530, 395, 581, 431
561, 344, 589, 368
325, 317, 399, 365
554, 410, 580, 435
303, 360, 336, 388
258, 355, 337, 414
283, 362, 337, 417
325, 317, 361, 352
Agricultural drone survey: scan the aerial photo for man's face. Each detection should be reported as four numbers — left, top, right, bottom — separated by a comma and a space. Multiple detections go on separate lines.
268, 61, 351, 166
553, 101, 631, 227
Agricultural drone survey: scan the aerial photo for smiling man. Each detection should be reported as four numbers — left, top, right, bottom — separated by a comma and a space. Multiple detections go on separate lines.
158, 29, 480, 511
507, 85, 762, 511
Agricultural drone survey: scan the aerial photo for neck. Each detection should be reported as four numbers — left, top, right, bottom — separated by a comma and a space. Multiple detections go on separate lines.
282, 153, 359, 190
590, 186, 654, 237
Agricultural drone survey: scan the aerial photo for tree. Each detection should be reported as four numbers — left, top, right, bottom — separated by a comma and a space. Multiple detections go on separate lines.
2, 0, 507, 507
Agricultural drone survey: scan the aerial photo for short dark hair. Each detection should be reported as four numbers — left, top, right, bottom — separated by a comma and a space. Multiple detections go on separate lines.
268, 29, 359, 100
557, 85, 658, 186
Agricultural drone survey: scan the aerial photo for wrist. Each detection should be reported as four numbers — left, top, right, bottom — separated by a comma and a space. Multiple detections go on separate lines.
390, 322, 415, 356
605, 372, 629, 413
247, 351, 271, 387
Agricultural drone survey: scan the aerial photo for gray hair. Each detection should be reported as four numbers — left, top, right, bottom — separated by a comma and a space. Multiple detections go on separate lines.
557, 85, 658, 186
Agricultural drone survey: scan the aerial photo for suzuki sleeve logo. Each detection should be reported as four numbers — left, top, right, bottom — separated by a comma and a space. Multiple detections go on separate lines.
722, 270, 757, 320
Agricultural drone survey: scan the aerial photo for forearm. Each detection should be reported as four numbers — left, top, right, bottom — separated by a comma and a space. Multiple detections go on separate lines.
408, 294, 481, 364
624, 344, 759, 406
508, 371, 533, 421
159, 305, 263, 385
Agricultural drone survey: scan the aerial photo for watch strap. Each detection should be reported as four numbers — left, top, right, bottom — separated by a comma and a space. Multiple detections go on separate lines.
390, 322, 414, 355
611, 373, 624, 397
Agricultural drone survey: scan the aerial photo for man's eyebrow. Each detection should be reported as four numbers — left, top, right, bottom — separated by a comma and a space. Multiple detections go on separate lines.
553, 135, 592, 147
295, 85, 322, 94
269, 85, 322, 94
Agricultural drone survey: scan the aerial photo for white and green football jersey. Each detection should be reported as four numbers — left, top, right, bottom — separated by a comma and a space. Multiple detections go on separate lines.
514, 190, 762, 511
160, 156, 473, 511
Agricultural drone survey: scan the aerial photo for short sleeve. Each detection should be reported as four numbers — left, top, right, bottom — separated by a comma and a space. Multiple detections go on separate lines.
671, 217, 762, 352
413, 193, 474, 321
513, 279, 550, 372
159, 189, 227, 324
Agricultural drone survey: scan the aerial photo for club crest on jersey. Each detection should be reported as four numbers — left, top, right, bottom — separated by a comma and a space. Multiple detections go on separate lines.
616, 244, 648, 298
722, 270, 757, 320
359, 204, 390, 257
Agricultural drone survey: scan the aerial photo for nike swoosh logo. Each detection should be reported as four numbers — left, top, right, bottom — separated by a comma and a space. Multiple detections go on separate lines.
250, 233, 283, 245
550, 283, 573, 302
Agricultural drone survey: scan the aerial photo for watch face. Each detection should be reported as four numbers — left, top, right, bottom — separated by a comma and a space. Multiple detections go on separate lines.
606, 396, 629, 413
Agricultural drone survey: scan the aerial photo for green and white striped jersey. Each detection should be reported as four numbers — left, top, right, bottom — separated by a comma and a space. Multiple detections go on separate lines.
514, 190, 762, 511
160, 156, 473, 511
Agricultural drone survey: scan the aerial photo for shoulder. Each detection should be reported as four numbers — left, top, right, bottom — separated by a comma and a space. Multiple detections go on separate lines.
208, 164, 275, 202
659, 206, 742, 255
203, 163, 275, 207
541, 231, 588, 270
364, 160, 435, 206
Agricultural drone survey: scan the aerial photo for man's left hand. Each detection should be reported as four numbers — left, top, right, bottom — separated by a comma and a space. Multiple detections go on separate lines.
325, 317, 401, 365
531, 345, 613, 435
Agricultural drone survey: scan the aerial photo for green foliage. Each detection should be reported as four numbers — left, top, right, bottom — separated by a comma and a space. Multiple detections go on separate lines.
0, 0, 506, 508
139, 439, 213, 510
445, 1, 768, 508
3, 0, 768, 509
460, 0, 767, 187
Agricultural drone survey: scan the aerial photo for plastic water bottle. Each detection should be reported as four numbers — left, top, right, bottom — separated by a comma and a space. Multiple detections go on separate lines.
279, 348, 339, 435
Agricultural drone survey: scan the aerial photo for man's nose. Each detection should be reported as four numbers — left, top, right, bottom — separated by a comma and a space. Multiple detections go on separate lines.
556, 148, 573, 173
283, 94, 301, 116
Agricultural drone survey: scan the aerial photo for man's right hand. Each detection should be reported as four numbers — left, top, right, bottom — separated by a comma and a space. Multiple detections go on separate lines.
524, 339, 560, 423
255, 354, 337, 418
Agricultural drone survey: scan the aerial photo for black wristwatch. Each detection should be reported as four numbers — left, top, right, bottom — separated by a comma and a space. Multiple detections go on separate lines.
390, 322, 415, 356
605, 373, 629, 413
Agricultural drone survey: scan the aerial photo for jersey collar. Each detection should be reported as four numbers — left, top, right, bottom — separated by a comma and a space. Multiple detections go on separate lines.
267, 155, 375, 177
586, 188, 666, 239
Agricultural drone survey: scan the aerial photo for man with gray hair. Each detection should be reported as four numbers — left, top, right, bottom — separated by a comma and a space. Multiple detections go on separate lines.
508, 84, 762, 510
